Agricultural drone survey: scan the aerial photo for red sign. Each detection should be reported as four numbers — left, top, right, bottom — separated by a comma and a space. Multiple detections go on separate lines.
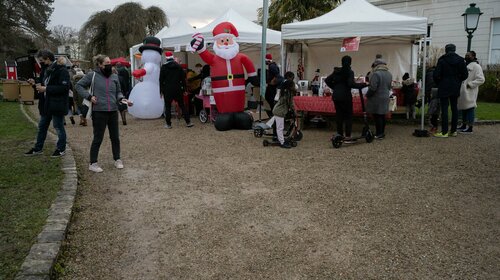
340, 37, 361, 52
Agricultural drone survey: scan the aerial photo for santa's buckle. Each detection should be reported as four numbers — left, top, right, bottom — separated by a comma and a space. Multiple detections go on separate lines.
227, 74, 234, 80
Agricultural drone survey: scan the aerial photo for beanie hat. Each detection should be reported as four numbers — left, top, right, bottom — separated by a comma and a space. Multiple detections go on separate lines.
445, 44, 456, 53
265, 53, 272, 61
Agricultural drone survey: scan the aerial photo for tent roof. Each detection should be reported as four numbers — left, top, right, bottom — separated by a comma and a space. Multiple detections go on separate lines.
196, 8, 281, 45
282, 0, 427, 40
159, 9, 281, 49
160, 18, 196, 47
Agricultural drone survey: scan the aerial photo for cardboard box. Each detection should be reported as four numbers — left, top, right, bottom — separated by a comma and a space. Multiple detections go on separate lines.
1, 80, 19, 101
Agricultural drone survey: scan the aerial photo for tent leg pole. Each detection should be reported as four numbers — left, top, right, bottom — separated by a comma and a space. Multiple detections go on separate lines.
420, 35, 427, 131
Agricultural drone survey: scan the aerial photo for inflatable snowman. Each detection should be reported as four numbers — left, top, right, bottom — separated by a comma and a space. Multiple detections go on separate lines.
128, 36, 164, 119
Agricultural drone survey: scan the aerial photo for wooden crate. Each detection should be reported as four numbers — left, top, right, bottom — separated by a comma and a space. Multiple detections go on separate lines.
1, 80, 19, 101
19, 82, 35, 104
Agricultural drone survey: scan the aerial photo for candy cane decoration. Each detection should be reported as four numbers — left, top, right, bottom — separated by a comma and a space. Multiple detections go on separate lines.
191, 33, 203, 53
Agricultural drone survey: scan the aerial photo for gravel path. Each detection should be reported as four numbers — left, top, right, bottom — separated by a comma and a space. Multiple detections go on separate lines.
47, 108, 500, 279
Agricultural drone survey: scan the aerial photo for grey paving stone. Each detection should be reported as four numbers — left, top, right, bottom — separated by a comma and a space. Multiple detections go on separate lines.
37, 230, 65, 243
27, 243, 60, 260
15, 274, 50, 280
18, 259, 53, 276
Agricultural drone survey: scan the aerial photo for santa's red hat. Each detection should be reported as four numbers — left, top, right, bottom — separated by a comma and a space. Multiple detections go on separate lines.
212, 22, 239, 40
265, 53, 272, 61
180, 64, 188, 69
165, 51, 174, 60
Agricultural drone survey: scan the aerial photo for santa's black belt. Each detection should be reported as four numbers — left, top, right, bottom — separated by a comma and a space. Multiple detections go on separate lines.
211, 74, 245, 81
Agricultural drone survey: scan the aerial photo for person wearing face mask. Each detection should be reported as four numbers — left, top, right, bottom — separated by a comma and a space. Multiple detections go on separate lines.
76, 54, 133, 173
25, 50, 70, 158
457, 51, 485, 134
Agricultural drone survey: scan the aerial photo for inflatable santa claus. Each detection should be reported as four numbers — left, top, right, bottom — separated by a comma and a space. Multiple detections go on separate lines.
190, 22, 258, 131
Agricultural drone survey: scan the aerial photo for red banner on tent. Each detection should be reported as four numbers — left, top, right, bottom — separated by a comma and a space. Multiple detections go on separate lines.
340, 37, 361, 52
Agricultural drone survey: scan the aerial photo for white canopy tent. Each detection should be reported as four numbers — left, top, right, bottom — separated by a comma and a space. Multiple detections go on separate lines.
161, 9, 282, 70
281, 0, 428, 81
130, 9, 283, 74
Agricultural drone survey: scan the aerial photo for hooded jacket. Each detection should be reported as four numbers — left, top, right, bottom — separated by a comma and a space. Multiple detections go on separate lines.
37, 62, 71, 116
159, 60, 186, 98
325, 56, 364, 102
75, 68, 123, 112
433, 52, 468, 98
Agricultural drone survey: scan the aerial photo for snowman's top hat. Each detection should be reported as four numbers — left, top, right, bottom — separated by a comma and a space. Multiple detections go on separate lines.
139, 36, 162, 54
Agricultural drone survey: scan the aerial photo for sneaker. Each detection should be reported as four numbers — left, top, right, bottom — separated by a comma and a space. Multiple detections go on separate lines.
164, 124, 172, 129
459, 126, 473, 134
448, 131, 457, 137
433, 132, 448, 138
89, 163, 103, 173
51, 149, 66, 158
186, 122, 194, 127
280, 142, 292, 149
344, 137, 357, 144
114, 159, 124, 169
24, 148, 43, 156
374, 134, 385, 140
457, 123, 467, 131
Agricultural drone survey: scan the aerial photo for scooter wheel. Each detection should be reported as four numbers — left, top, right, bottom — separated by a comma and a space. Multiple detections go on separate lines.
294, 130, 303, 141
263, 140, 269, 147
254, 128, 264, 138
199, 110, 208, 123
332, 135, 343, 149
291, 141, 298, 147
365, 130, 374, 143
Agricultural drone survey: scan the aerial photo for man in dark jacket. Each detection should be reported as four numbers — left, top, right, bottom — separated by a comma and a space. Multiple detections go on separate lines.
433, 43, 468, 137
25, 50, 70, 157
159, 51, 193, 128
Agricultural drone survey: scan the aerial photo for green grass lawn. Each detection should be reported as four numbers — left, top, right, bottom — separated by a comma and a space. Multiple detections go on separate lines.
0, 102, 63, 279
476, 102, 500, 120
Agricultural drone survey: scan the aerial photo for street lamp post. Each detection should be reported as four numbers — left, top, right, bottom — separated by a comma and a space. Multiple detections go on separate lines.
462, 3, 483, 52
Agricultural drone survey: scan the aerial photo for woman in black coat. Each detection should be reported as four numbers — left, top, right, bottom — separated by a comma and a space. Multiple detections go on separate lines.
325, 55, 365, 143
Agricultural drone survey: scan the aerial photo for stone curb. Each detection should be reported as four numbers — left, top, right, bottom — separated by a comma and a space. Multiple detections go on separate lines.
16, 104, 78, 280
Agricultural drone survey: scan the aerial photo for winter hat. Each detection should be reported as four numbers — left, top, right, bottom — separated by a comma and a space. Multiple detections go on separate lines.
139, 36, 162, 54
372, 59, 387, 67
402, 72, 410, 80
212, 21, 239, 40
445, 44, 456, 53
180, 64, 188, 70
165, 51, 174, 61
265, 53, 273, 61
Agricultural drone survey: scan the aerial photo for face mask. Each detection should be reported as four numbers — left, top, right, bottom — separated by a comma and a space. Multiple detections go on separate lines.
102, 64, 112, 77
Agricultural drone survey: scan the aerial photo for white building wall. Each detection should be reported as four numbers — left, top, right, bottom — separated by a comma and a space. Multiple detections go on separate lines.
369, 0, 500, 66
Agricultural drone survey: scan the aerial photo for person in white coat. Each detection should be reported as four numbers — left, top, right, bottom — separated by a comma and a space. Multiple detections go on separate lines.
458, 51, 485, 134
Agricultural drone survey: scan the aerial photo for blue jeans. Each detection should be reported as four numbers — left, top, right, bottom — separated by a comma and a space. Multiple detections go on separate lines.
440, 95, 458, 134
462, 108, 475, 126
34, 114, 67, 152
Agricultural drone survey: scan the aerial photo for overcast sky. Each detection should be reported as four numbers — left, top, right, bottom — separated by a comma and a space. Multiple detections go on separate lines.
49, 0, 263, 30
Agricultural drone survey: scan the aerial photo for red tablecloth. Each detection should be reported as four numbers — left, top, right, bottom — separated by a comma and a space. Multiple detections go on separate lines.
293, 95, 367, 116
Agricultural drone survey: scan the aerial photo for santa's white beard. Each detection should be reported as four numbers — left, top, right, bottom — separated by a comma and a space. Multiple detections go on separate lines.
213, 42, 240, 60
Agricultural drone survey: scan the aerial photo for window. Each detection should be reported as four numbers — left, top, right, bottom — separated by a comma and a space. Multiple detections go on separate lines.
490, 19, 500, 64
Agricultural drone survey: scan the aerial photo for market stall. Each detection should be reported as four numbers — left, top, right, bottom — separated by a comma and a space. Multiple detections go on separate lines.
281, 0, 427, 122
281, 0, 428, 81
